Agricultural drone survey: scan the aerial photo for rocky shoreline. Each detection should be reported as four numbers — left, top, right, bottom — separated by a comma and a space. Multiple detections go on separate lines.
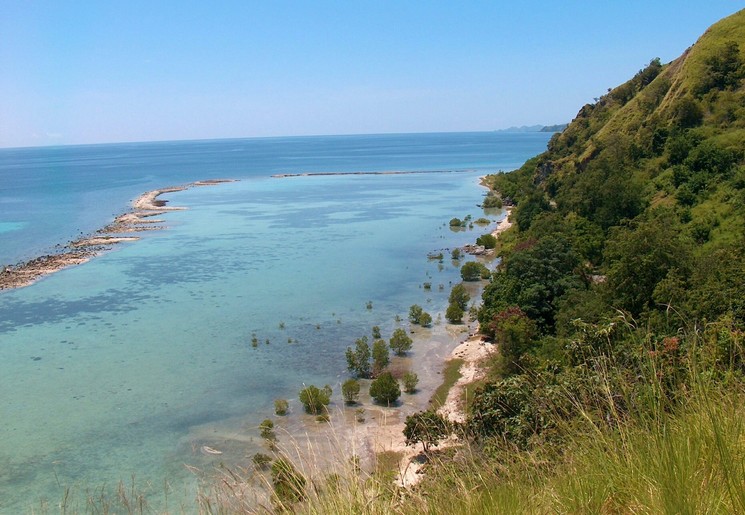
0, 179, 234, 291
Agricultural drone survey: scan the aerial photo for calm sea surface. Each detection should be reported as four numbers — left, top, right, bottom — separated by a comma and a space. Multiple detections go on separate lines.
0, 132, 550, 511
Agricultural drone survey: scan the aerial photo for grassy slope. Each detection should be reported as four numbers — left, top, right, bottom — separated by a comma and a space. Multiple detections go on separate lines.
174, 11, 745, 514
290, 10, 745, 515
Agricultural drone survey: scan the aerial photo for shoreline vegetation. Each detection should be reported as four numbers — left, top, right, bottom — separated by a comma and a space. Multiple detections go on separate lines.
212, 186, 515, 507
199, 203, 511, 511
272, 170, 472, 178
0, 179, 234, 291
212, 10, 745, 512
3, 168, 510, 510
14, 8, 742, 511
356, 205, 514, 487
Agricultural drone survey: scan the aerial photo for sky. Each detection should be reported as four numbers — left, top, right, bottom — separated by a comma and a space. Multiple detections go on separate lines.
0, 1, 742, 148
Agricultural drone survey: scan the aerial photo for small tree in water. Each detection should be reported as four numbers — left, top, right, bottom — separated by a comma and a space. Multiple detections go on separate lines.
372, 339, 390, 377
345, 336, 371, 378
298, 384, 332, 414
390, 328, 413, 356
409, 304, 424, 324
403, 371, 419, 393
342, 378, 361, 404
369, 372, 401, 405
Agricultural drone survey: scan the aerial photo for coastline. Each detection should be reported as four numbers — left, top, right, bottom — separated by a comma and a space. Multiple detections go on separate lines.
206, 206, 512, 503
2, 170, 509, 505
0, 179, 234, 291
272, 170, 471, 178
332, 205, 511, 488
491, 205, 513, 236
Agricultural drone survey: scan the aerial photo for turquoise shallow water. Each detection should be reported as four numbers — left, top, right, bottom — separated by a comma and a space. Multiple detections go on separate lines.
0, 133, 550, 511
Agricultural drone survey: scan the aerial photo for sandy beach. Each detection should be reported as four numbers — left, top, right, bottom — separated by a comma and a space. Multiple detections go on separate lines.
290, 207, 510, 489
351, 205, 510, 486
0, 179, 234, 291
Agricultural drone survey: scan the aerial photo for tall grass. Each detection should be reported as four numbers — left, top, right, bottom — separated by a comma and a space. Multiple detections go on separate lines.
43, 322, 745, 513
277, 322, 745, 514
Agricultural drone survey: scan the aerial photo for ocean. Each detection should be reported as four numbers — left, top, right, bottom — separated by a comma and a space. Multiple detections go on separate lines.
0, 132, 550, 511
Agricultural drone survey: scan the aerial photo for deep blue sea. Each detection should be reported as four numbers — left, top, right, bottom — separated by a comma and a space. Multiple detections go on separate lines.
0, 132, 550, 511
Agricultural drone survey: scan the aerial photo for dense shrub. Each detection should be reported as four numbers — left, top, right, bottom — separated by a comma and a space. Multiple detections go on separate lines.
445, 303, 465, 324
461, 261, 489, 281
298, 384, 332, 414
389, 328, 413, 356
476, 233, 498, 249
345, 337, 371, 378
371, 339, 390, 376
403, 371, 419, 394
342, 378, 360, 404
369, 372, 401, 405
404, 410, 451, 453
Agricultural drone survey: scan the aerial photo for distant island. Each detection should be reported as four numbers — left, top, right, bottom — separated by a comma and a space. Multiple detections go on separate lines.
494, 123, 568, 133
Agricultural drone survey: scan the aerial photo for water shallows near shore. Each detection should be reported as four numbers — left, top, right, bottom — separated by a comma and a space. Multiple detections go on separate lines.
0, 133, 550, 512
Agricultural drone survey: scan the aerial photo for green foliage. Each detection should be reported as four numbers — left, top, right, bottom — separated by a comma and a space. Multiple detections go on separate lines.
460, 261, 489, 281
468, 11, 745, 476
403, 410, 451, 453
469, 373, 558, 448
271, 457, 306, 505
671, 95, 704, 128
369, 372, 401, 405
345, 336, 371, 378
372, 339, 390, 376
342, 378, 361, 404
482, 193, 503, 208
451, 248, 463, 260
298, 384, 332, 415
480, 234, 582, 331
252, 452, 272, 470
514, 192, 551, 231
449, 283, 470, 311
403, 371, 419, 394
371, 325, 382, 339
476, 233, 497, 249
409, 304, 424, 323
449, 217, 463, 227
604, 212, 690, 316
259, 419, 276, 440
408, 304, 432, 326
389, 328, 413, 356
418, 311, 433, 327
486, 307, 537, 376
696, 40, 744, 94
445, 303, 465, 324
274, 398, 288, 416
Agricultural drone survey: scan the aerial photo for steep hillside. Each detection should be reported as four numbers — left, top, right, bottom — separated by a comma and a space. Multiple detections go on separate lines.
429, 12, 745, 512
242, 11, 745, 513
486, 8, 745, 326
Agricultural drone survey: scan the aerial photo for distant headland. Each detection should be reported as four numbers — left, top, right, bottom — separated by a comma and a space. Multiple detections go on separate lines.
494, 123, 568, 133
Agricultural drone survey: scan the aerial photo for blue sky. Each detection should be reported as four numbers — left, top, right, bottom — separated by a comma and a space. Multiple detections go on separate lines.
0, 1, 742, 148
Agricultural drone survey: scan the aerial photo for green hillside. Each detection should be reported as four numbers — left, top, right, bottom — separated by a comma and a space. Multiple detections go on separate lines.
451, 9, 745, 512
300, 10, 745, 514
209, 11, 745, 513
485, 8, 745, 326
